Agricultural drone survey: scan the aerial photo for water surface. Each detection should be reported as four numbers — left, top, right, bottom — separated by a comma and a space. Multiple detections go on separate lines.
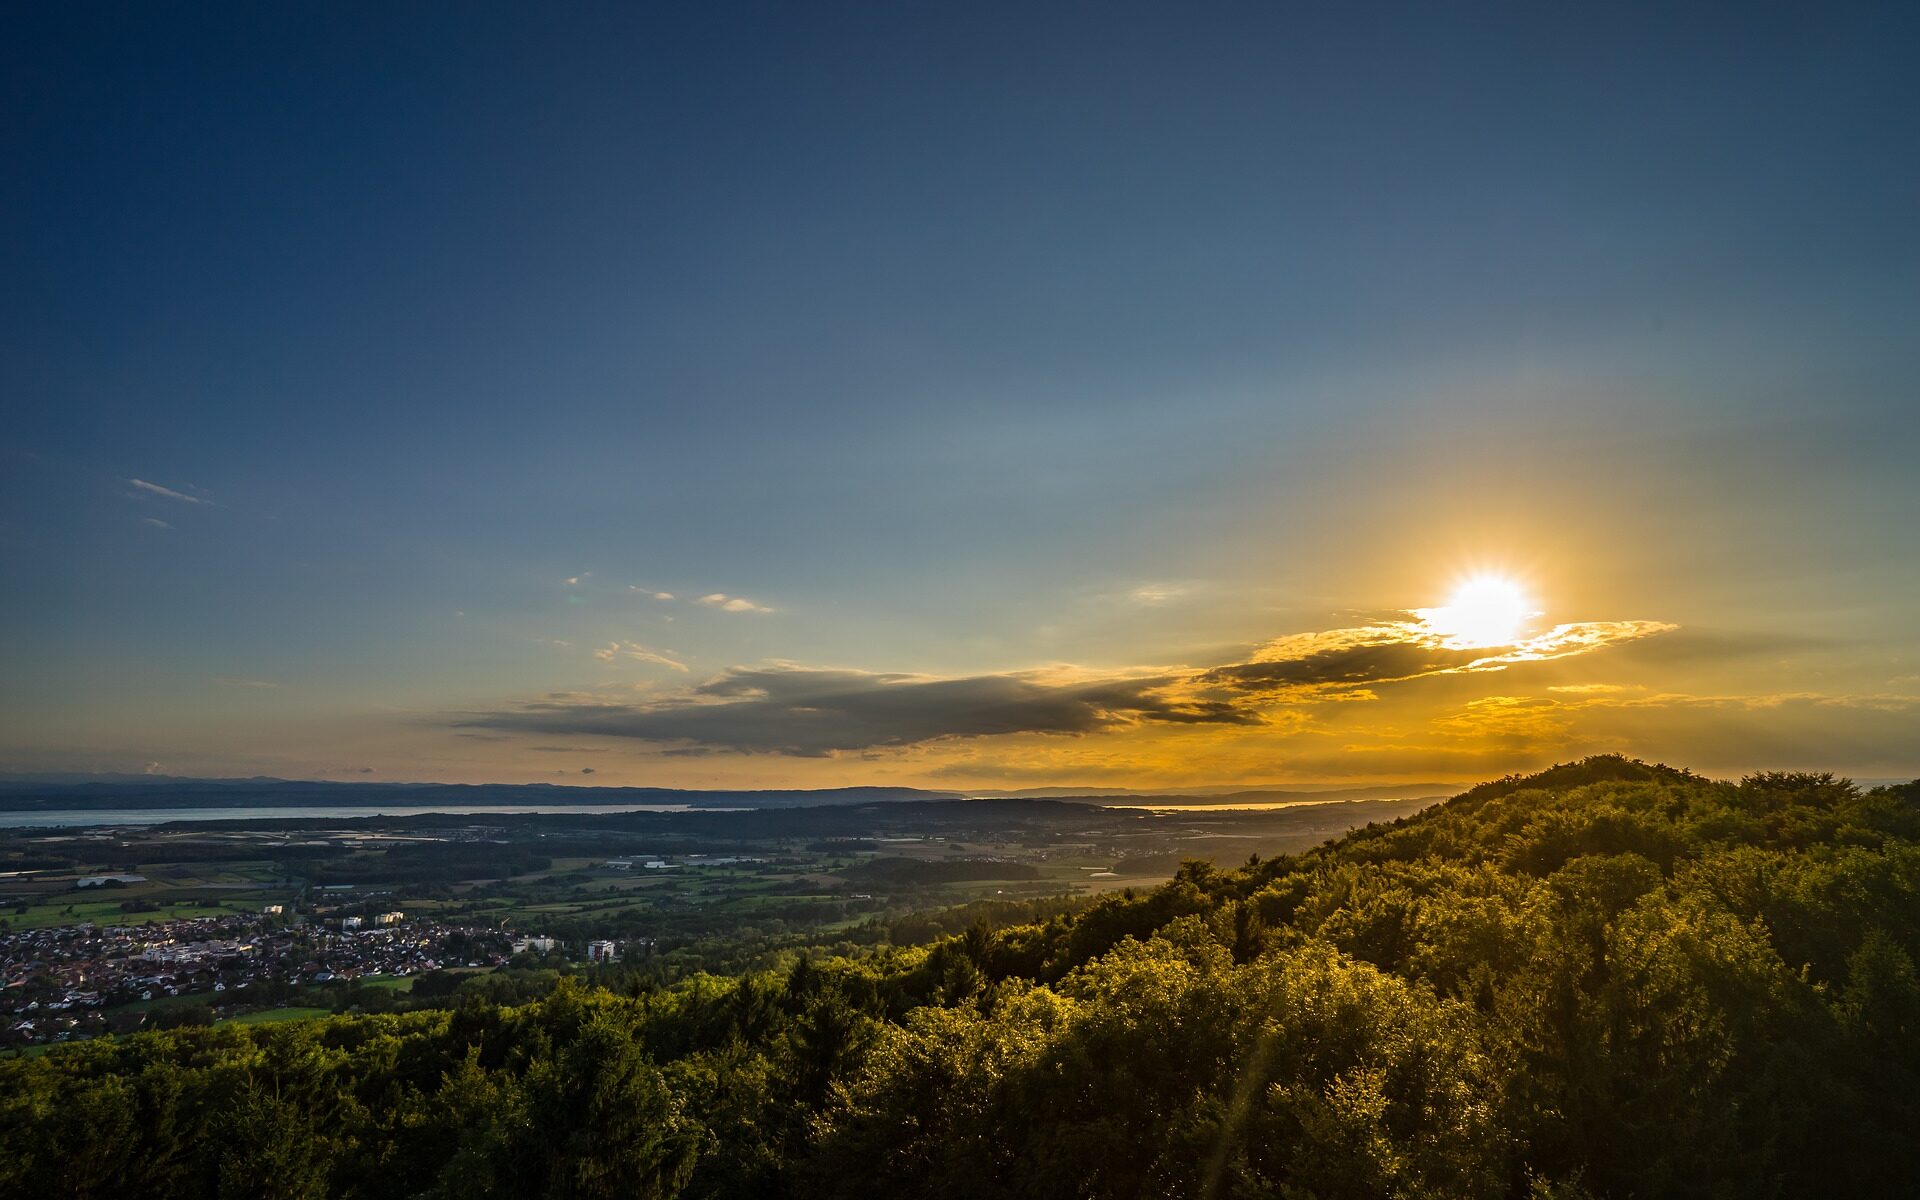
0, 803, 697, 829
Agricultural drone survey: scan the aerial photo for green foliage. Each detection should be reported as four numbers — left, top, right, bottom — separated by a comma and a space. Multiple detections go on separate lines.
3, 756, 1917, 1197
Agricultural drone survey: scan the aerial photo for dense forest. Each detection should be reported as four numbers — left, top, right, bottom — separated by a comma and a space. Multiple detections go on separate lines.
4, 757, 1917, 1199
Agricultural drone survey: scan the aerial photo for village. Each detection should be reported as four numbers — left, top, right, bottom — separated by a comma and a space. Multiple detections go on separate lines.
0, 907, 531, 1046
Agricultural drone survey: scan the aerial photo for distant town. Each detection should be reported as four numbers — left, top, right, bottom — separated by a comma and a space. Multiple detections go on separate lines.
1, 905, 643, 1048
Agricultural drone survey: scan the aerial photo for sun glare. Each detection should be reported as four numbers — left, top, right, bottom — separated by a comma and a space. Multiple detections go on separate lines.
1419, 575, 1537, 649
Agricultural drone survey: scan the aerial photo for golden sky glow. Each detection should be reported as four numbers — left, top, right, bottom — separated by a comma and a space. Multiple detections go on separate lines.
11, 528, 1915, 789
408, 577, 1702, 788
7, 4, 1920, 793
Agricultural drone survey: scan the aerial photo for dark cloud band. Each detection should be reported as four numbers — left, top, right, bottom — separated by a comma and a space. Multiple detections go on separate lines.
457, 665, 1256, 756
455, 619, 1674, 756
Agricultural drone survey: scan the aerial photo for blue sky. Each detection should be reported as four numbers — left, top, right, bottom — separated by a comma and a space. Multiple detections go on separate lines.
4, 3, 1917, 786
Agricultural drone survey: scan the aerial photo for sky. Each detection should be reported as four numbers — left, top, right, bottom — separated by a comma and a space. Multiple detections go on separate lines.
3, 3, 1917, 790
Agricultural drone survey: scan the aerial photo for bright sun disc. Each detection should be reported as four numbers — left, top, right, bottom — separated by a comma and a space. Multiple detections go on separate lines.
1420, 575, 1535, 648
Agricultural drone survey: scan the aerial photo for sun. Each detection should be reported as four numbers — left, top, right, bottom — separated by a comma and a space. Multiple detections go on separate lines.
1417, 574, 1537, 649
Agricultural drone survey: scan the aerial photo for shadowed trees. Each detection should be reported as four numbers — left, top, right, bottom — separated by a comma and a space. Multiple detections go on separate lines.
2, 757, 1917, 1198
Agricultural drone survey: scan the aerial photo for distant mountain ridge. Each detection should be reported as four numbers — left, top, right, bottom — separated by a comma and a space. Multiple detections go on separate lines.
965, 782, 1458, 799
974, 783, 1456, 805
0, 777, 962, 812
0, 774, 1451, 813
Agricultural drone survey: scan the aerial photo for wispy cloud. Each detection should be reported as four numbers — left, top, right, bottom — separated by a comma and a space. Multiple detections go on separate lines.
591, 641, 688, 672
127, 478, 210, 504
1130, 583, 1187, 605
214, 677, 282, 688
699, 593, 773, 614
630, 587, 676, 601
140, 517, 173, 530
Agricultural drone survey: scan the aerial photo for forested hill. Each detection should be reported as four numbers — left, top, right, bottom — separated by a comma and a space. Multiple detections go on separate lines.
6, 757, 1919, 1199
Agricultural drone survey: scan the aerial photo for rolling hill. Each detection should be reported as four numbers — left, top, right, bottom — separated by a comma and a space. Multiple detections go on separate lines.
4, 756, 1916, 1198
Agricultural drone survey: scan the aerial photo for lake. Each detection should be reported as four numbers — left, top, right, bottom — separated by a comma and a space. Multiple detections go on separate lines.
0, 803, 699, 828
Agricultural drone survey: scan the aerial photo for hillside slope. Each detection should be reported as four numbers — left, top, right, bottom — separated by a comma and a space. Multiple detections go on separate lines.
4, 756, 1917, 1198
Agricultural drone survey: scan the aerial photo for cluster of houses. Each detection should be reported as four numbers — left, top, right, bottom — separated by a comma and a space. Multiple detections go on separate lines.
335, 911, 407, 931
509, 934, 647, 962
2, 909, 508, 1044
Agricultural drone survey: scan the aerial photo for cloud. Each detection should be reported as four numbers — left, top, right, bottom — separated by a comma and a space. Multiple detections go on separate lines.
1205, 629, 1484, 692
564, 574, 590, 586
1428, 695, 1576, 746
457, 663, 1257, 756
699, 593, 773, 614
630, 587, 676, 601
1205, 619, 1674, 695
140, 517, 173, 530
1130, 583, 1187, 605
214, 677, 281, 688
455, 610, 1674, 758
1483, 621, 1680, 666
591, 641, 688, 671
127, 478, 209, 504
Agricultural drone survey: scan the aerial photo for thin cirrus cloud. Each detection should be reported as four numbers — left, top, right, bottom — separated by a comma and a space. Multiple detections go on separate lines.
457, 613, 1675, 757
1129, 583, 1188, 605
698, 593, 773, 614
564, 580, 752, 609
127, 478, 209, 504
591, 641, 687, 672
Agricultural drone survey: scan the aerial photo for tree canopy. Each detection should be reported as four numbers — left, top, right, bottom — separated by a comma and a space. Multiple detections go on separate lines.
4, 757, 1917, 1198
